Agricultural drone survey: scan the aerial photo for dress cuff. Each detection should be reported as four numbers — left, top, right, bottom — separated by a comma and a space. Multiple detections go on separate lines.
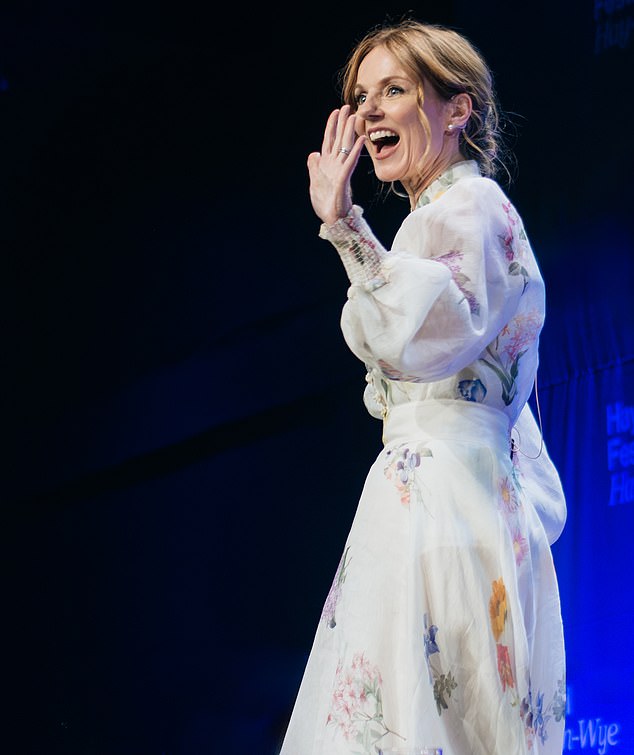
319, 205, 387, 291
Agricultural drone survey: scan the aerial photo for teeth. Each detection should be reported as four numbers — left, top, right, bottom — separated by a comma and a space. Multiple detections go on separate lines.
369, 129, 398, 142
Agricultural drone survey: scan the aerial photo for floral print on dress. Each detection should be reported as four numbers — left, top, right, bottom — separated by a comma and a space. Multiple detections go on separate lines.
416, 164, 462, 206
497, 643, 515, 692
322, 546, 351, 629
488, 578, 518, 700
480, 309, 541, 406
497, 475, 529, 568
457, 377, 487, 403
512, 528, 529, 566
480, 341, 523, 406
435, 249, 481, 315
489, 578, 509, 643
500, 201, 530, 293
488, 576, 566, 747
423, 613, 458, 716
521, 677, 566, 749
377, 359, 426, 384
501, 310, 542, 364
327, 652, 403, 754
384, 444, 431, 506
499, 476, 520, 515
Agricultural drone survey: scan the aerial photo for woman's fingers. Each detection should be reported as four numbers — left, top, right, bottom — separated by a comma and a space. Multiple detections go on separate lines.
321, 108, 340, 155
338, 111, 360, 157
334, 105, 355, 156
321, 105, 359, 158
306, 151, 320, 174
348, 133, 366, 162
338, 133, 366, 179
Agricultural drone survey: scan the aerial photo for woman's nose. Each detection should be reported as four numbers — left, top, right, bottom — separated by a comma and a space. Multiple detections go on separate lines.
356, 95, 381, 121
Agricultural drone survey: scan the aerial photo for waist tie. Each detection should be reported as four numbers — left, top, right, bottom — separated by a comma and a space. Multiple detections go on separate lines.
383, 400, 511, 457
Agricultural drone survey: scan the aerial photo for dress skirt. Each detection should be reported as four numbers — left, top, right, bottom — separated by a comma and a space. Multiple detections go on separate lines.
280, 399, 565, 755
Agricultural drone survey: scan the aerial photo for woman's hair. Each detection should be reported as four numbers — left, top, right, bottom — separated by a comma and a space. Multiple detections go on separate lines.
339, 19, 512, 182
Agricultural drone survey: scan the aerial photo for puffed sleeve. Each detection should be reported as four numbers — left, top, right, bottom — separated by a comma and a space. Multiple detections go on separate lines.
321, 177, 529, 382
513, 403, 567, 545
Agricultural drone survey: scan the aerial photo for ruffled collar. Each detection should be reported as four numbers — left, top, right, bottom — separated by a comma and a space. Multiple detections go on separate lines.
415, 160, 481, 208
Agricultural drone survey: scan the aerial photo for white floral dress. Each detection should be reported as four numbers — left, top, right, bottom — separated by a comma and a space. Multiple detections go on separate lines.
280, 161, 566, 755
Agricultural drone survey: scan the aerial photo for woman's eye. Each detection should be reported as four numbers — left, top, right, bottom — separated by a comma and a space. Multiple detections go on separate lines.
355, 93, 367, 105
387, 86, 403, 96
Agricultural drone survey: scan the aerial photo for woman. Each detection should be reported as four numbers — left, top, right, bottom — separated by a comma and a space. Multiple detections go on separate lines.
280, 19, 566, 755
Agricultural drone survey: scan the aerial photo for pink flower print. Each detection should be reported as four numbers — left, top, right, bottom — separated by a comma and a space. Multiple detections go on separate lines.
435, 249, 480, 315
501, 200, 533, 290
502, 310, 542, 362
327, 652, 402, 746
499, 205, 515, 258
436, 249, 463, 271
481, 309, 541, 406
500, 201, 533, 294
330, 655, 381, 735
499, 476, 519, 514
512, 528, 529, 566
500, 229, 515, 261
385, 446, 421, 506
502, 201, 517, 227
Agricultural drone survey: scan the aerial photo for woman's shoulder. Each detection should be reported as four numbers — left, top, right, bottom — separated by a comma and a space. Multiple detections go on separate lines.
443, 172, 509, 207
407, 174, 510, 226
392, 174, 516, 253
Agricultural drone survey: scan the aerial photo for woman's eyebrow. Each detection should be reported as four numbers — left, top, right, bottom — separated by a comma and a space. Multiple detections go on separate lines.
354, 75, 412, 91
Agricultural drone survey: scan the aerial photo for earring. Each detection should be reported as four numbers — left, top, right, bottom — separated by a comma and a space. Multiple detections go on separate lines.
447, 124, 455, 133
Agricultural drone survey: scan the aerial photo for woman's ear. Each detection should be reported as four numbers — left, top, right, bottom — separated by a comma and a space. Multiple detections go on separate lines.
448, 92, 472, 130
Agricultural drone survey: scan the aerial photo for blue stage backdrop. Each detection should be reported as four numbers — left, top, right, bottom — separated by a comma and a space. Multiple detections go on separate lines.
538, 241, 634, 753
2, 1, 633, 754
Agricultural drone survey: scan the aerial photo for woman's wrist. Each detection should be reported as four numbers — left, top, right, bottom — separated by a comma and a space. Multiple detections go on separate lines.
319, 206, 387, 291
320, 200, 353, 227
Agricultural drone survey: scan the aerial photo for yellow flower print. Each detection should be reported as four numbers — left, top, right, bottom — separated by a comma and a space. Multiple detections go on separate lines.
489, 578, 507, 642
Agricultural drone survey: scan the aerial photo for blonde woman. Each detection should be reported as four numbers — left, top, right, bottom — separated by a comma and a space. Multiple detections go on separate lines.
281, 19, 566, 755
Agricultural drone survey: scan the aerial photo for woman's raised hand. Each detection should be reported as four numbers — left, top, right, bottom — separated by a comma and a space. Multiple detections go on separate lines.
307, 104, 366, 226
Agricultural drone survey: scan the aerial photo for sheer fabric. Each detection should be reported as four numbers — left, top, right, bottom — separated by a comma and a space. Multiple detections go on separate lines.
281, 161, 566, 755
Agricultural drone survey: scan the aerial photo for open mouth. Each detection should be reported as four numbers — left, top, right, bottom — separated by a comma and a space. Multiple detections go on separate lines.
369, 129, 400, 154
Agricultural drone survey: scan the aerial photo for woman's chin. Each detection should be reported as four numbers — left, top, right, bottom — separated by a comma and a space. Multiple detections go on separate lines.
373, 165, 401, 184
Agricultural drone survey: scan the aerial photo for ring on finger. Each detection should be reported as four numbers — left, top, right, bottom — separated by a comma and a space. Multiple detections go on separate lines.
339, 147, 351, 155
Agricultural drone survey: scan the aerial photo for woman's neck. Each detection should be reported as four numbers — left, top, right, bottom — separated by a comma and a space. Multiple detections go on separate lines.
406, 148, 467, 211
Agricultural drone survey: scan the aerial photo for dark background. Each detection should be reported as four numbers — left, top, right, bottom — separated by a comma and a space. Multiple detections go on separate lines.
3, 1, 633, 753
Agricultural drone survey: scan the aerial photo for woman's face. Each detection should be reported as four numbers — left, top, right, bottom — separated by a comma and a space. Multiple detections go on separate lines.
353, 45, 450, 194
